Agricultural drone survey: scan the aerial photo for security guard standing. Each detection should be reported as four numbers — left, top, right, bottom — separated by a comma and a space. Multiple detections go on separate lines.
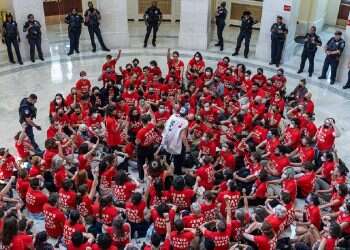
297, 26, 322, 77
65, 8, 83, 56
144, 1, 162, 48
215, 2, 227, 51
270, 16, 288, 67
23, 14, 44, 63
318, 31, 345, 85
19, 94, 42, 154
84, 1, 110, 52
2, 13, 23, 65
233, 11, 256, 58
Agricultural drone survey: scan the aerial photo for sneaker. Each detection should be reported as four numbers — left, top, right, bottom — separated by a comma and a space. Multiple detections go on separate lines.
220, 47, 224, 51
297, 70, 303, 74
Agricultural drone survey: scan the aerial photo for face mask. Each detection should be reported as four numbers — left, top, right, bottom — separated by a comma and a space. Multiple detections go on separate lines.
205, 72, 211, 76
128, 90, 133, 94
81, 76, 86, 80
195, 57, 200, 61
92, 113, 98, 119
340, 206, 347, 213
204, 107, 210, 112
221, 147, 227, 152
159, 108, 165, 113
202, 136, 208, 141
56, 99, 62, 104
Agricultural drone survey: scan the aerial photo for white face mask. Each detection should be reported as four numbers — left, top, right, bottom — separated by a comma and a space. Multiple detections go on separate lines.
81, 76, 86, 80
205, 72, 211, 76
56, 99, 62, 104
221, 147, 227, 152
159, 108, 165, 113
204, 106, 210, 112
195, 57, 200, 61
92, 113, 98, 119
202, 136, 208, 141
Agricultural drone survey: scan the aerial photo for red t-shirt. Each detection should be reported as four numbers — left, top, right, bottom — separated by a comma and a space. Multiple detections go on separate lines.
201, 202, 217, 222
106, 224, 130, 248
105, 116, 121, 147
67, 242, 91, 250
59, 188, 77, 210
170, 188, 195, 210
297, 172, 316, 197
136, 123, 157, 147
2, 233, 33, 250
43, 203, 66, 238
203, 223, 232, 250
75, 79, 91, 93
217, 190, 240, 216
183, 214, 205, 229
113, 181, 137, 202
151, 208, 176, 235
125, 201, 146, 223
254, 234, 277, 250
63, 221, 86, 245
316, 127, 335, 152
16, 177, 30, 201
170, 231, 195, 250
196, 164, 215, 190
306, 204, 321, 230
100, 166, 116, 191
0, 155, 16, 180
77, 194, 93, 217
25, 187, 48, 213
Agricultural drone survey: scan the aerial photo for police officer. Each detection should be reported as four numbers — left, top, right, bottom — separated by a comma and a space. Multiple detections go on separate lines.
65, 8, 83, 56
23, 14, 44, 63
270, 16, 288, 67
233, 11, 256, 58
2, 13, 23, 65
144, 1, 162, 48
19, 94, 42, 153
297, 26, 322, 77
84, 1, 110, 52
215, 1, 227, 51
318, 31, 345, 85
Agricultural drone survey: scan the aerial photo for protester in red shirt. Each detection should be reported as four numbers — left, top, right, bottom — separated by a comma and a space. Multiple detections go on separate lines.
25, 178, 48, 215
63, 210, 86, 245
125, 192, 148, 238
75, 71, 91, 97
105, 217, 131, 248
43, 192, 65, 238
170, 219, 196, 250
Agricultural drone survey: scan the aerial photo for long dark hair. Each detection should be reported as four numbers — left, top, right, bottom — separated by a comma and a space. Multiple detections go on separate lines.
2, 216, 18, 246
112, 217, 125, 238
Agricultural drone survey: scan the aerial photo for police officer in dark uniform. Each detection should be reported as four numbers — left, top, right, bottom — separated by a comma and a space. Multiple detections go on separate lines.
23, 14, 44, 63
19, 94, 42, 153
215, 1, 227, 51
297, 26, 322, 77
318, 31, 345, 85
65, 8, 84, 56
270, 16, 288, 67
233, 11, 257, 58
144, 1, 162, 48
2, 13, 23, 65
84, 1, 110, 52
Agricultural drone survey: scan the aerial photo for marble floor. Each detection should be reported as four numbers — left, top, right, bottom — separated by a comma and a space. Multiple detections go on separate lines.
0, 22, 350, 167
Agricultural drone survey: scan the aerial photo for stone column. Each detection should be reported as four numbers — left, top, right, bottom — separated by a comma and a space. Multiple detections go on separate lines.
178, 0, 211, 50
11, 0, 50, 61
337, 13, 350, 84
255, 0, 301, 63
96, 0, 129, 49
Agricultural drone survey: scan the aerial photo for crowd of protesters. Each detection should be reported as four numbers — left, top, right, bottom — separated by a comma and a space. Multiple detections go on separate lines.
0, 48, 348, 250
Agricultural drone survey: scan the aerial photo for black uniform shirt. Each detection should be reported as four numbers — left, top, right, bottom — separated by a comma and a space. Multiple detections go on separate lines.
326, 37, 345, 58
271, 22, 288, 40
84, 8, 101, 26
303, 33, 322, 52
3, 21, 18, 38
23, 20, 41, 38
65, 14, 83, 30
19, 98, 36, 124
240, 16, 255, 33
216, 6, 227, 25
145, 6, 162, 24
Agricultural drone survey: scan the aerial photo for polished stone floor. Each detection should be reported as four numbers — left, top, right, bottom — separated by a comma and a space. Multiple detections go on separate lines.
0, 22, 349, 166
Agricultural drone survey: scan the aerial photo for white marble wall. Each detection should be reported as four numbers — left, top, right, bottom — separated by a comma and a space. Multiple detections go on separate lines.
97, 0, 129, 49
255, 0, 300, 63
337, 13, 350, 83
11, 0, 50, 60
178, 0, 211, 50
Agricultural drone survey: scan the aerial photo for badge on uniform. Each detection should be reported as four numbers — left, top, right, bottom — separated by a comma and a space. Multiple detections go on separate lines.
24, 109, 30, 115
155, 10, 158, 14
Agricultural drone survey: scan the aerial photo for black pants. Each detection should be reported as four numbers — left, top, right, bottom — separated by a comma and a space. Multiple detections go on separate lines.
144, 23, 159, 45
271, 38, 285, 64
88, 25, 108, 50
235, 31, 252, 57
5, 37, 22, 63
25, 125, 40, 152
299, 50, 316, 74
346, 70, 350, 86
28, 37, 43, 61
320, 56, 339, 82
216, 23, 225, 48
68, 29, 81, 53
136, 145, 154, 180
